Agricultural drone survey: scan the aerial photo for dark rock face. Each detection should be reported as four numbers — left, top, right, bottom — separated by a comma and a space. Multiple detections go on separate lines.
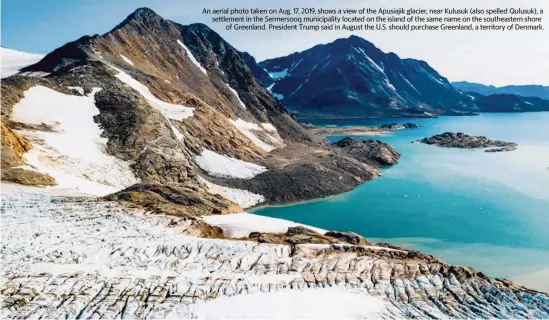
332, 137, 401, 166
453, 81, 549, 100
220, 155, 380, 205
325, 231, 368, 245
379, 122, 421, 130
259, 35, 476, 117
239, 51, 273, 87
417, 132, 517, 152
467, 92, 549, 112
177, 23, 311, 143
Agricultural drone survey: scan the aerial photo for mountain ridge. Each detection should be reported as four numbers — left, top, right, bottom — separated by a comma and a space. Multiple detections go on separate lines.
452, 81, 549, 100
255, 35, 549, 117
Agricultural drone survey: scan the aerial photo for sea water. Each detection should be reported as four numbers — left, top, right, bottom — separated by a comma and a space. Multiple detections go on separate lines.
253, 113, 549, 291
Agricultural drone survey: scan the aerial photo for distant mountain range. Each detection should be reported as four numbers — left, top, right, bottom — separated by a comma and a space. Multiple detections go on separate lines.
241, 36, 548, 117
452, 82, 549, 100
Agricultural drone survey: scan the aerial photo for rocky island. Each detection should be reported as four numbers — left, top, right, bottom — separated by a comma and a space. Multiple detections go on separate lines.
416, 132, 518, 152
380, 123, 421, 130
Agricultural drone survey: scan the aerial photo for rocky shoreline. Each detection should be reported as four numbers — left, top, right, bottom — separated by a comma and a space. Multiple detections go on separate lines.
207, 138, 400, 207
416, 132, 518, 152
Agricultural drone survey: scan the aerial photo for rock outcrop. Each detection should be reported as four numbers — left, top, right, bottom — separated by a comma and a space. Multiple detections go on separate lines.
417, 132, 517, 152
380, 123, 421, 130
332, 137, 401, 166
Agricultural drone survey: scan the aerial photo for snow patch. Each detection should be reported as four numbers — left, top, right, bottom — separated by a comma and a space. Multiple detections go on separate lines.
355, 47, 385, 74
225, 84, 247, 109
119, 54, 134, 66
269, 68, 288, 79
113, 67, 194, 121
12, 86, 138, 196
289, 58, 303, 72
177, 39, 207, 75
200, 177, 265, 208
385, 79, 397, 91
261, 123, 278, 132
230, 119, 282, 152
272, 92, 284, 100
400, 74, 420, 93
195, 149, 267, 179
67, 86, 84, 95
202, 213, 326, 238
18, 71, 50, 78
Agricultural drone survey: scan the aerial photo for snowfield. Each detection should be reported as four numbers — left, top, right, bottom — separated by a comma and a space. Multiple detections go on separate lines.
229, 118, 285, 152
1, 184, 548, 319
225, 83, 247, 109
113, 67, 194, 121
200, 177, 265, 208
177, 39, 207, 75
188, 287, 391, 319
12, 86, 138, 196
0, 47, 44, 78
195, 148, 267, 179
202, 212, 327, 238
119, 54, 134, 65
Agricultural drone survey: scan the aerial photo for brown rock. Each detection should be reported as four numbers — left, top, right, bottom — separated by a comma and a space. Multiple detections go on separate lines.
1, 168, 56, 186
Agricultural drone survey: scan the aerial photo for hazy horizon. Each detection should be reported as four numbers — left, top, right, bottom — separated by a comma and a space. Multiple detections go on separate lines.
2, 0, 548, 86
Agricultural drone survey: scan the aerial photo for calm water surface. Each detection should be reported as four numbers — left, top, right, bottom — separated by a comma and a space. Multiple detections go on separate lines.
253, 113, 549, 291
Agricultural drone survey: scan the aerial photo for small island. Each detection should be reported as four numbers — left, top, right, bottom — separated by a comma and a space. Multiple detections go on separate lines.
415, 132, 517, 152
379, 123, 421, 130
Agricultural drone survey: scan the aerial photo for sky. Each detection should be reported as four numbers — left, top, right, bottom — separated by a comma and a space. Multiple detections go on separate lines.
2, 0, 548, 86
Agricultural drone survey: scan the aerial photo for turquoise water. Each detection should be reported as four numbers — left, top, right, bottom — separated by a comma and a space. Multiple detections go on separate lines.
253, 113, 549, 291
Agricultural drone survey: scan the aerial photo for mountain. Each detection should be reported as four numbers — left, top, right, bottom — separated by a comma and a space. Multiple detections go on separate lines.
259, 36, 475, 117
257, 36, 549, 117
2, 7, 393, 214
469, 92, 549, 112
0, 47, 44, 78
239, 51, 273, 87
453, 81, 549, 100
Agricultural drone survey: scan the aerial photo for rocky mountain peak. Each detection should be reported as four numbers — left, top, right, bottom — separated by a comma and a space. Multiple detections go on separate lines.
257, 35, 475, 117
113, 7, 166, 30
